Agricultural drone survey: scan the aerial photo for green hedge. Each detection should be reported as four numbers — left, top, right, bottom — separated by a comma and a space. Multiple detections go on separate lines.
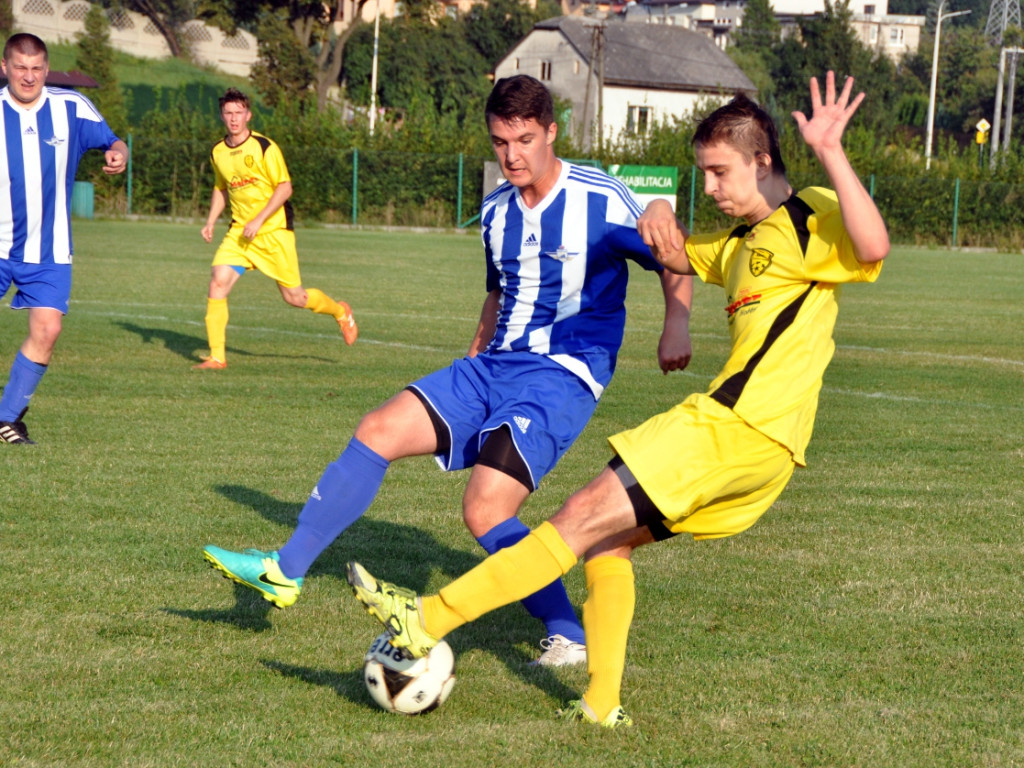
83, 134, 1024, 249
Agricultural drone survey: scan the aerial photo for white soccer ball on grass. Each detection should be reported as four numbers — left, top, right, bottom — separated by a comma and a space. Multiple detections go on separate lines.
363, 632, 456, 715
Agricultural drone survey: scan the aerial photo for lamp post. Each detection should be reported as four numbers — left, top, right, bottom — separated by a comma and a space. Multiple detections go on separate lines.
369, 0, 381, 136
925, 0, 970, 170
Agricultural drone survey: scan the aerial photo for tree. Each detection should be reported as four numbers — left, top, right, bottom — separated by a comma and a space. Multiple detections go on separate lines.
199, 0, 373, 112
103, 0, 193, 58
0, 0, 14, 41
733, 0, 781, 54
463, 0, 539, 65
76, 5, 129, 135
249, 10, 317, 108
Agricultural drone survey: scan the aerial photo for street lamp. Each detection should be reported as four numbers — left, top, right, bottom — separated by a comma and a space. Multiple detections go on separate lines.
925, 0, 971, 170
369, 0, 381, 136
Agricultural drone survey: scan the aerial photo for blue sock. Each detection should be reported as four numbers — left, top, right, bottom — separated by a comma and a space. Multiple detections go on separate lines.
277, 438, 389, 579
0, 351, 47, 422
477, 517, 586, 644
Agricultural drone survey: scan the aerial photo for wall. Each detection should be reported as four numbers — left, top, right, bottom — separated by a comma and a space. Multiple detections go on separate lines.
13, 0, 258, 77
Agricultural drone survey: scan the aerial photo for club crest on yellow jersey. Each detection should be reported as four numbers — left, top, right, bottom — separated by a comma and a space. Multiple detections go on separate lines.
749, 248, 773, 277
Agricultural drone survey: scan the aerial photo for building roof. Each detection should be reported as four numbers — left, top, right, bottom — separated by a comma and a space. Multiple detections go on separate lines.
534, 16, 755, 93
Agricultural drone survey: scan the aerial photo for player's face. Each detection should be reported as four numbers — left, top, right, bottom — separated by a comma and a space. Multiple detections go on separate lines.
1, 50, 49, 108
220, 101, 252, 141
696, 140, 771, 224
488, 116, 558, 197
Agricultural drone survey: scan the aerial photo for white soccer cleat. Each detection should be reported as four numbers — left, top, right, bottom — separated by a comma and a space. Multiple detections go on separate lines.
529, 634, 587, 667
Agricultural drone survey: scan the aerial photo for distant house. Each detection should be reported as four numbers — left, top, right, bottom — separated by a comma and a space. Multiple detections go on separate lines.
493, 16, 755, 149
620, 0, 924, 61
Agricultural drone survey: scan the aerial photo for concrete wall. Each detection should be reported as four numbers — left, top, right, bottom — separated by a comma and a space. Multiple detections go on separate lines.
13, 0, 258, 77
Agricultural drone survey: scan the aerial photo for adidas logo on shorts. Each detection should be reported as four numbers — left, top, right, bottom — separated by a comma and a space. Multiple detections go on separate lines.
514, 416, 531, 434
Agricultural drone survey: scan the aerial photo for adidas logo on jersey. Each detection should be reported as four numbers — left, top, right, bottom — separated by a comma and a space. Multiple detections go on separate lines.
513, 415, 531, 434
523, 233, 539, 247
24, 126, 36, 136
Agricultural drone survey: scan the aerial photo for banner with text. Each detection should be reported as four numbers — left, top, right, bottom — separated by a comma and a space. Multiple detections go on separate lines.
607, 164, 679, 211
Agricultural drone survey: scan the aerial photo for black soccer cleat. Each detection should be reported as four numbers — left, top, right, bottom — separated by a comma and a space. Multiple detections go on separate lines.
0, 407, 36, 445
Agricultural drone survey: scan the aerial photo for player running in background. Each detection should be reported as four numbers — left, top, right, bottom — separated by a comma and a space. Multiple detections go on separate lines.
0, 33, 129, 444
194, 88, 357, 370
345, 71, 889, 723
204, 75, 694, 666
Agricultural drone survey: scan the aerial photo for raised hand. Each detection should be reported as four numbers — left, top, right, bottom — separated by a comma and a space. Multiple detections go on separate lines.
791, 71, 865, 155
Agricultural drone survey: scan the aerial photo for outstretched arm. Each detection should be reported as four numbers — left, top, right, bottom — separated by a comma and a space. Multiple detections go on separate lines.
792, 72, 889, 264
657, 269, 693, 374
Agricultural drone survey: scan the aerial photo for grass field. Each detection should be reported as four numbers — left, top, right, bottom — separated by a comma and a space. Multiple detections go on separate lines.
1, 220, 1021, 767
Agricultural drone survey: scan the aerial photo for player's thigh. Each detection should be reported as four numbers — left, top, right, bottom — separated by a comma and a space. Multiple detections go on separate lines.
354, 388, 439, 460
257, 230, 302, 289
9, 262, 71, 314
609, 393, 795, 540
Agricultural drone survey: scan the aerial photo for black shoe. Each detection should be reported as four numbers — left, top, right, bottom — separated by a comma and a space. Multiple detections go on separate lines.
0, 407, 35, 444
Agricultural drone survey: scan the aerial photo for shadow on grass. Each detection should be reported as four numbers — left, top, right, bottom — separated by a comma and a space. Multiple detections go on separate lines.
186, 483, 582, 705
113, 321, 337, 364
114, 321, 209, 362
163, 582, 275, 632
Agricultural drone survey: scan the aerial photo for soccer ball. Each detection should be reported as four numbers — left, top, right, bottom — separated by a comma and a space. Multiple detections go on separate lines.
363, 632, 456, 715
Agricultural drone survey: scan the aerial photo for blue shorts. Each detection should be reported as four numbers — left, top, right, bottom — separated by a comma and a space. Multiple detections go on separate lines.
409, 352, 598, 491
0, 261, 72, 314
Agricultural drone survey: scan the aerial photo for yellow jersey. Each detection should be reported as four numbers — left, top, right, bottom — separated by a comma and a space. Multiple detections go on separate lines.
210, 131, 293, 232
685, 187, 882, 465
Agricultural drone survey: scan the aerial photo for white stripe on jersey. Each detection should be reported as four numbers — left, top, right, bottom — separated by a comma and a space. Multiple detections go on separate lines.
20, 108, 43, 264
0, 117, 12, 258
49, 102, 72, 263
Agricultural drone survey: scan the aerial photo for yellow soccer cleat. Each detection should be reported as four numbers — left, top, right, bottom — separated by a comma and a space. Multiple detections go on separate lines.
346, 561, 438, 658
557, 699, 634, 729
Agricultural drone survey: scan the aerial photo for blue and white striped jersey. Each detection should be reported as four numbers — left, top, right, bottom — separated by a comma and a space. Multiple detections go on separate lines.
481, 160, 663, 399
0, 86, 120, 264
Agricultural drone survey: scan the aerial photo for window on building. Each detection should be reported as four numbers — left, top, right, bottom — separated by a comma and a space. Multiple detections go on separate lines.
889, 27, 905, 45
627, 105, 653, 135
864, 4, 875, 14
870, 26, 878, 43
540, 60, 552, 80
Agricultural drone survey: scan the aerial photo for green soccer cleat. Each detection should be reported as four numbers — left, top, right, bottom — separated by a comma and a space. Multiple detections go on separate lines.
345, 561, 438, 658
203, 546, 302, 608
557, 699, 634, 729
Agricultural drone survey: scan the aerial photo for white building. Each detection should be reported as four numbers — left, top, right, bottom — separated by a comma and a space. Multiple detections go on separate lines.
494, 16, 755, 149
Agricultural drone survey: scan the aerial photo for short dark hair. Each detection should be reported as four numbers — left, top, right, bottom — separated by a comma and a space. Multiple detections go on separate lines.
219, 87, 250, 111
485, 75, 555, 129
4, 33, 48, 63
693, 94, 786, 177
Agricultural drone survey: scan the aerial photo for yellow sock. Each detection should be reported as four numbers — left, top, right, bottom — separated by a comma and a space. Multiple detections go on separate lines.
304, 287, 344, 318
580, 555, 635, 721
421, 521, 578, 639
204, 298, 228, 362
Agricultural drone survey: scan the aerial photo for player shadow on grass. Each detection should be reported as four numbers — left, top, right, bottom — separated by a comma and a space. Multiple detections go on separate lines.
113, 321, 335, 365
198, 483, 582, 704
162, 581, 277, 632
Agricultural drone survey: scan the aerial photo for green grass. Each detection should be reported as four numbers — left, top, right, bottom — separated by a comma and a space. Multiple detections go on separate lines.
1, 222, 1022, 767
48, 41, 249, 89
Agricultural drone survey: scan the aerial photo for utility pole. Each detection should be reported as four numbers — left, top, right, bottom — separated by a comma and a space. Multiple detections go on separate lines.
990, 46, 1024, 166
581, 20, 605, 151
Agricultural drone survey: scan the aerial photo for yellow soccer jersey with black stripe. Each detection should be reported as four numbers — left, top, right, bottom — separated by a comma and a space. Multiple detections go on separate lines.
210, 131, 294, 232
685, 187, 882, 465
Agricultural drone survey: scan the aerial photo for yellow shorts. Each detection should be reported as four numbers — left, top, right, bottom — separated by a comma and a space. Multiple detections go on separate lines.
212, 226, 302, 289
608, 393, 796, 540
